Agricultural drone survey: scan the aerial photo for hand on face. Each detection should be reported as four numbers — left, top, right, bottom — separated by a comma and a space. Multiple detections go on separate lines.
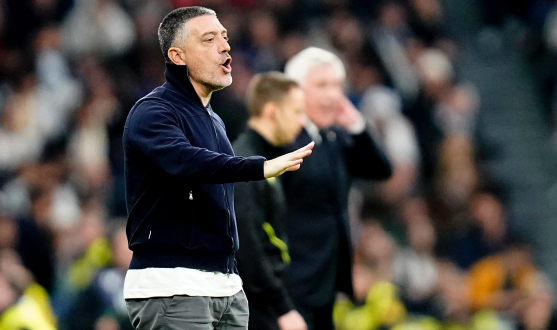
335, 95, 364, 130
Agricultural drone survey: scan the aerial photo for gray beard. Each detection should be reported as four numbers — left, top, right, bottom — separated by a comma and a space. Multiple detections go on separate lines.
189, 69, 232, 93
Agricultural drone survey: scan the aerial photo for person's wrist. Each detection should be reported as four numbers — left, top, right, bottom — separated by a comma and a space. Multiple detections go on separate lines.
263, 160, 269, 178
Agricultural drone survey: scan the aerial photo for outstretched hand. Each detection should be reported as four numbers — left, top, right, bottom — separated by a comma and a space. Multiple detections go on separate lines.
263, 142, 314, 178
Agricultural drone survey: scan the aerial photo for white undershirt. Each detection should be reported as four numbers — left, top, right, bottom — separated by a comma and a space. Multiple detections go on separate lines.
123, 267, 243, 299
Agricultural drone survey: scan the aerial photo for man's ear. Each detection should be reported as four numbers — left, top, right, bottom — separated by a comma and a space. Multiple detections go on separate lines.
261, 102, 278, 121
168, 47, 187, 65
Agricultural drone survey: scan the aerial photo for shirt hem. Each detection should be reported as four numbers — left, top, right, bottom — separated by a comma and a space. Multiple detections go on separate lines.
123, 286, 243, 300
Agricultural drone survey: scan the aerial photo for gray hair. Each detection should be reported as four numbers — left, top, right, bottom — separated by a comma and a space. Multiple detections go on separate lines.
158, 6, 217, 63
284, 47, 346, 85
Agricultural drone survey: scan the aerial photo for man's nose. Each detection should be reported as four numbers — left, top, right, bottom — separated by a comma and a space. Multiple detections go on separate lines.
220, 37, 231, 53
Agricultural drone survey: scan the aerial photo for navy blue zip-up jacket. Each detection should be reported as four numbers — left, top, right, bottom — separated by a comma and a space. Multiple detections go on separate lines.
123, 63, 266, 275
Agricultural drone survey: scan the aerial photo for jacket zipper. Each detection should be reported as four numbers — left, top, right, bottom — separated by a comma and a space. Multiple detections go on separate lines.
206, 106, 234, 275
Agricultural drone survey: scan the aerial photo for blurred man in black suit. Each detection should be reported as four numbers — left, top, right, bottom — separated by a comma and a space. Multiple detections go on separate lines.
282, 47, 393, 330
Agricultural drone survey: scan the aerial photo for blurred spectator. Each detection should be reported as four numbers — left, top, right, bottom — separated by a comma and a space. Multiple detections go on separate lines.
0, 65, 46, 173
66, 198, 111, 287
335, 279, 407, 330
361, 87, 419, 170
244, 10, 282, 72
132, 0, 171, 50
468, 241, 557, 329
433, 135, 479, 220
69, 93, 115, 192
392, 212, 438, 315
282, 47, 392, 330
13, 187, 57, 293
336, 222, 406, 330
430, 261, 511, 330
3, 0, 73, 49
354, 222, 396, 288
407, 48, 454, 178
468, 242, 549, 311
439, 192, 507, 269
360, 87, 420, 205
368, 1, 420, 103
33, 26, 82, 137
327, 11, 365, 61
433, 83, 480, 138
0, 250, 57, 330
434, 261, 471, 324
65, 223, 132, 330
407, 0, 449, 47
62, 0, 136, 59
51, 196, 111, 321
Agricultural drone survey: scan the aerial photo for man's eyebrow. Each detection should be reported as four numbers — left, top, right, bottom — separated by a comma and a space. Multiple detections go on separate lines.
200, 29, 228, 38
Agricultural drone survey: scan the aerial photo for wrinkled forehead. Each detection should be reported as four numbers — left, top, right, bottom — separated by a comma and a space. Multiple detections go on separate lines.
304, 64, 343, 85
184, 15, 227, 38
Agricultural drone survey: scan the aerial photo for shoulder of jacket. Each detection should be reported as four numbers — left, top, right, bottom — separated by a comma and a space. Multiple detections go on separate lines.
126, 96, 176, 124
130, 91, 205, 122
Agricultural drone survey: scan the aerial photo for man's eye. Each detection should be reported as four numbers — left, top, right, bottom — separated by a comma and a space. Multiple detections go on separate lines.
206, 38, 214, 42
223, 36, 229, 41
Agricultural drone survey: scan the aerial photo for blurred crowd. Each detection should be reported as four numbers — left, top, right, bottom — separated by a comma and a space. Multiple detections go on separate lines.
0, 0, 556, 329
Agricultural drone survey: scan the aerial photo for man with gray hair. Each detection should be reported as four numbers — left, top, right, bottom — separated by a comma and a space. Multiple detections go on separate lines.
281, 47, 393, 330
122, 7, 314, 330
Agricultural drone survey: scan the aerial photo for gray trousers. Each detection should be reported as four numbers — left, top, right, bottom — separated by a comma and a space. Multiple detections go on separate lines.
126, 291, 249, 330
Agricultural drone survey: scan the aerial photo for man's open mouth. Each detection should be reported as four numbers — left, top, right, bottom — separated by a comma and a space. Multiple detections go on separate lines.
222, 58, 232, 73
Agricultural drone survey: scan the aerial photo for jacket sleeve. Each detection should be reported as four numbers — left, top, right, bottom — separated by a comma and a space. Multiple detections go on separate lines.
234, 180, 295, 317
343, 125, 393, 180
126, 102, 265, 183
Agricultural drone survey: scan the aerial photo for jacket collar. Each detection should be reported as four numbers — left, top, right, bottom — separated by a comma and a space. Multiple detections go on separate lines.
304, 120, 323, 145
164, 62, 208, 108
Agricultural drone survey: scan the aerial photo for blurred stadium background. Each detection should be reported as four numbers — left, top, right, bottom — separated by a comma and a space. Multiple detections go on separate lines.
1, 0, 557, 329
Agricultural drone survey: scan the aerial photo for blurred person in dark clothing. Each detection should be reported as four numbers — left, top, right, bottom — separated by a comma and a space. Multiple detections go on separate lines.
407, 49, 454, 179
407, 0, 450, 47
65, 223, 133, 330
439, 191, 507, 269
12, 187, 56, 293
282, 47, 393, 330
233, 72, 307, 330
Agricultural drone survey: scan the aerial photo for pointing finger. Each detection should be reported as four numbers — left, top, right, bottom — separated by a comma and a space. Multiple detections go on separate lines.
298, 141, 315, 152
289, 149, 311, 160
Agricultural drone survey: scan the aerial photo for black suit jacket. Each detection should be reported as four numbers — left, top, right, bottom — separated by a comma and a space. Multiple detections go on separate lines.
281, 124, 392, 309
